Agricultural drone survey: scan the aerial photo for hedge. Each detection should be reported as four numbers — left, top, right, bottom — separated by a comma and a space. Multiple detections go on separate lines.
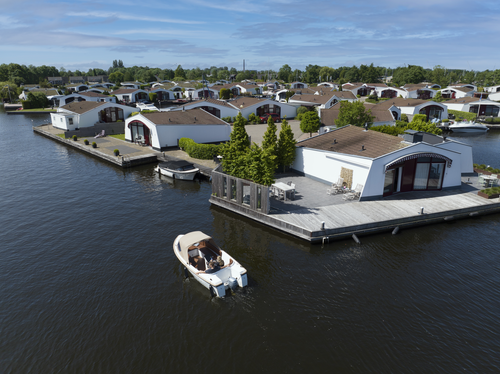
448, 109, 477, 122
178, 137, 223, 160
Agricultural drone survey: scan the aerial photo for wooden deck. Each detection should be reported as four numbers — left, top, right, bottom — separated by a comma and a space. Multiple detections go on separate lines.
210, 173, 500, 243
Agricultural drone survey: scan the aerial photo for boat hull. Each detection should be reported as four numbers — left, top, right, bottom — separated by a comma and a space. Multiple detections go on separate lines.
448, 122, 489, 133
155, 165, 199, 180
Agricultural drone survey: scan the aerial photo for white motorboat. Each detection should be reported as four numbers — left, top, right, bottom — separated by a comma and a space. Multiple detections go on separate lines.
173, 231, 248, 297
155, 160, 199, 180
136, 102, 158, 111
448, 120, 489, 133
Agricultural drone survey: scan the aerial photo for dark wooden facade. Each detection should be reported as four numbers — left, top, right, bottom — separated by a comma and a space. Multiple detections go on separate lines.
211, 166, 270, 214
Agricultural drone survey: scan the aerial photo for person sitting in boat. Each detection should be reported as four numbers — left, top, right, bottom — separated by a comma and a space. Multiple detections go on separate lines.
197, 259, 233, 275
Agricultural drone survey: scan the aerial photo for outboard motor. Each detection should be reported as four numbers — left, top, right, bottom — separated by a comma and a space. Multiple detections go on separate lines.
227, 277, 238, 291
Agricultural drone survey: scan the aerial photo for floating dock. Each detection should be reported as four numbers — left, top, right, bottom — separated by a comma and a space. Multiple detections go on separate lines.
33, 124, 216, 174
210, 173, 500, 243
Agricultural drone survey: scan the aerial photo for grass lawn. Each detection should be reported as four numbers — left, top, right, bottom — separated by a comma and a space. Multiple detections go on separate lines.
19, 108, 57, 112
109, 134, 126, 140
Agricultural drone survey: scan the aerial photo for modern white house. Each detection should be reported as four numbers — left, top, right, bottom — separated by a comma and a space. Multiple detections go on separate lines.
111, 88, 149, 103
51, 92, 116, 107
376, 98, 448, 121
228, 97, 297, 119
124, 108, 231, 150
439, 86, 474, 99
169, 98, 238, 118
291, 125, 472, 201
290, 82, 308, 89
403, 84, 437, 100
288, 92, 344, 110
121, 81, 144, 89
50, 101, 136, 131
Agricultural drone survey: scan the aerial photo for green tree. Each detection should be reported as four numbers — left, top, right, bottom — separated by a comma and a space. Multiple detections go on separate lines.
221, 113, 250, 178
277, 118, 296, 172
220, 88, 230, 100
175, 65, 186, 80
300, 110, 320, 137
123, 70, 134, 82
262, 115, 278, 170
108, 71, 124, 84
278, 64, 292, 82
335, 101, 375, 128
246, 144, 276, 186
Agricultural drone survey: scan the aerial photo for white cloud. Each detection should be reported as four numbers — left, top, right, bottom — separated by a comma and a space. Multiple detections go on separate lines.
66, 11, 205, 25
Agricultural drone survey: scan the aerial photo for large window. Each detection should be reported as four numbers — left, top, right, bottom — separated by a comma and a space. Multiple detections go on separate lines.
415, 157, 445, 190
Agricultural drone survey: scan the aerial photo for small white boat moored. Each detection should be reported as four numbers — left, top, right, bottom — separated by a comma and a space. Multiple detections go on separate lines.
448, 120, 489, 133
173, 231, 248, 297
155, 160, 199, 180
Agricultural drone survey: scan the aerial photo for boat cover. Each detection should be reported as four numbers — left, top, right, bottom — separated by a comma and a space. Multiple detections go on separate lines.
178, 231, 214, 262
159, 160, 196, 171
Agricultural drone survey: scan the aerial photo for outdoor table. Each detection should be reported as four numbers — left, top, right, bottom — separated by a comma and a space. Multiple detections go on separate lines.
482, 175, 497, 187
271, 182, 295, 201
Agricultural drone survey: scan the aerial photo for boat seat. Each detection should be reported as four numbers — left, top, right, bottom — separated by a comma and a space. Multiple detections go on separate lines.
189, 255, 206, 270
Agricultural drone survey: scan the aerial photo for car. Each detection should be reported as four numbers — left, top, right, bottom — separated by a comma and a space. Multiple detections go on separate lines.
259, 113, 280, 123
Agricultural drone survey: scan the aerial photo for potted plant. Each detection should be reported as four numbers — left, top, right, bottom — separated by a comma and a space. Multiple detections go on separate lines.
478, 187, 500, 199
92, 142, 97, 148
114, 149, 120, 156
84, 139, 89, 145
72, 135, 78, 141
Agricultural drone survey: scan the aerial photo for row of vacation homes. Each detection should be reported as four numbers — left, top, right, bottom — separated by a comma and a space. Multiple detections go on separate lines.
50, 94, 474, 204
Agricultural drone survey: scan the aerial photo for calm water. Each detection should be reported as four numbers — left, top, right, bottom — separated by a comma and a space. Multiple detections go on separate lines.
1, 106, 499, 373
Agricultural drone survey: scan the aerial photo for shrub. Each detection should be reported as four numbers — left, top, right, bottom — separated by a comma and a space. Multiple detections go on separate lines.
221, 116, 232, 123
448, 109, 477, 122
72, 135, 78, 141
84, 139, 89, 145
178, 137, 222, 160
92, 142, 97, 148
442, 119, 449, 123
128, 112, 140, 117
401, 113, 408, 123
356, 94, 361, 98
114, 149, 119, 155
248, 113, 259, 124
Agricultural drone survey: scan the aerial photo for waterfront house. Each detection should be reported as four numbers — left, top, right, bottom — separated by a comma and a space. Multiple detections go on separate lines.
66, 83, 89, 93
320, 102, 399, 128
375, 98, 448, 121
111, 88, 149, 103
124, 108, 231, 150
439, 86, 474, 100
402, 84, 437, 100
121, 81, 144, 89
290, 82, 308, 89
169, 98, 237, 119
291, 125, 472, 201
52, 92, 116, 107
288, 92, 344, 110
229, 97, 297, 119
50, 101, 136, 131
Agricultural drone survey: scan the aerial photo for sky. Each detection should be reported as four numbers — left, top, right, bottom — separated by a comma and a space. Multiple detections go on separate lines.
1, 0, 500, 72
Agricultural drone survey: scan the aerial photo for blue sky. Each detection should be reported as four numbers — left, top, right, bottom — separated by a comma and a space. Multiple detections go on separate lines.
1, 0, 500, 72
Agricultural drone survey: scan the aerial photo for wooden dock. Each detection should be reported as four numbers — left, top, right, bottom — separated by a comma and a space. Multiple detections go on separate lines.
210, 174, 500, 243
33, 124, 217, 175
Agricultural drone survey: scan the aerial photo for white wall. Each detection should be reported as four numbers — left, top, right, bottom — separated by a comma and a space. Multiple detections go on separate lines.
292, 147, 373, 188
365, 143, 463, 199
125, 116, 230, 148
171, 103, 237, 119
435, 141, 474, 174
155, 124, 231, 148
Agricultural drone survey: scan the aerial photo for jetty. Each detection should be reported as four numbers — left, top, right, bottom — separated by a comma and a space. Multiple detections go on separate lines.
33, 123, 215, 175
210, 173, 500, 243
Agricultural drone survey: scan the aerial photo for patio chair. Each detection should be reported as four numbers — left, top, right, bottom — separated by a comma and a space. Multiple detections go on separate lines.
327, 177, 344, 195
94, 130, 105, 138
490, 174, 498, 187
343, 184, 363, 201
478, 174, 486, 187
